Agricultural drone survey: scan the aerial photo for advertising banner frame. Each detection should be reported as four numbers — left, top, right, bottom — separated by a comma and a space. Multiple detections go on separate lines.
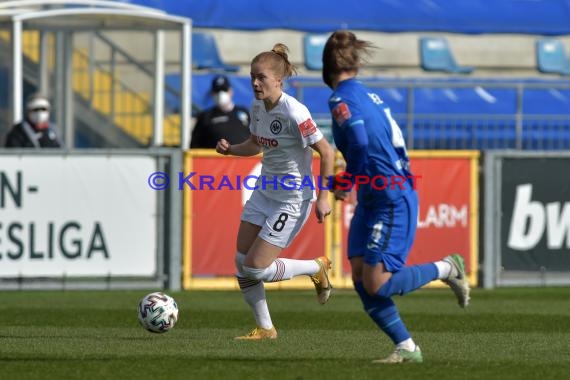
0, 149, 182, 290
182, 149, 333, 290
483, 151, 570, 288
183, 150, 480, 290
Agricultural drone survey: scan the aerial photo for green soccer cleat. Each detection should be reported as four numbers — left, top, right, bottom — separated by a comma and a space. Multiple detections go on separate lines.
310, 256, 333, 305
442, 253, 471, 308
372, 346, 423, 364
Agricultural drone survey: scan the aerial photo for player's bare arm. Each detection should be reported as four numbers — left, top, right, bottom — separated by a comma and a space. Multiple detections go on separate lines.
310, 137, 334, 223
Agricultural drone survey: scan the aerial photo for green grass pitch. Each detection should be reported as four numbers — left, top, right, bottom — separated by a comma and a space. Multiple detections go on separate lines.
1, 287, 569, 380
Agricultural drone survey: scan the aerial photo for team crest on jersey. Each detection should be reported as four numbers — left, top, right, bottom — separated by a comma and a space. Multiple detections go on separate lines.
298, 118, 317, 138
332, 102, 351, 125
270, 119, 282, 135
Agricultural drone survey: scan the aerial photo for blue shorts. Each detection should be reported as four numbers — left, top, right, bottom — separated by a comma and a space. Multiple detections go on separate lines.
347, 191, 418, 272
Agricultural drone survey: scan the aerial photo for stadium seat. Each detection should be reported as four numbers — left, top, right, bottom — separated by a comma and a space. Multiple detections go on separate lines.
192, 32, 239, 72
536, 38, 570, 76
165, 73, 254, 113
419, 37, 473, 74
303, 33, 328, 70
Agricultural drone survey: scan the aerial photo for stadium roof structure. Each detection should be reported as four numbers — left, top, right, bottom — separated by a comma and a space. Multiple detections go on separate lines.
0, 0, 193, 148
128, 0, 570, 36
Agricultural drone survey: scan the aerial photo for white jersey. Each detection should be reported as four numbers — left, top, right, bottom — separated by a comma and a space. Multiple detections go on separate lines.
249, 92, 324, 202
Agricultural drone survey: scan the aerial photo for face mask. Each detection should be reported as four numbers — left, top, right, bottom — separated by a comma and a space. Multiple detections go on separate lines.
28, 110, 50, 129
214, 91, 232, 109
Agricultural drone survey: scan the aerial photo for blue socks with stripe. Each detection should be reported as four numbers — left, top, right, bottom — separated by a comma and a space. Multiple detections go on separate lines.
377, 263, 438, 298
353, 264, 438, 345
354, 281, 410, 344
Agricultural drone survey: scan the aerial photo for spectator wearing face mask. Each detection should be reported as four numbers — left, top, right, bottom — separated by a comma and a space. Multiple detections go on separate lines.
190, 75, 251, 149
4, 93, 61, 148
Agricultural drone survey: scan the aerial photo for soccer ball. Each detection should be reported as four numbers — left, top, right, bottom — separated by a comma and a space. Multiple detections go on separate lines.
137, 292, 179, 333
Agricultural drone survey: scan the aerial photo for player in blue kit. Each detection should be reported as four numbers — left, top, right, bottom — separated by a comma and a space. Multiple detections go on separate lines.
322, 30, 470, 363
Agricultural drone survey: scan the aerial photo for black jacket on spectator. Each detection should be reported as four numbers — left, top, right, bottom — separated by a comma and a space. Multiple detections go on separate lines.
4, 121, 61, 148
190, 105, 250, 149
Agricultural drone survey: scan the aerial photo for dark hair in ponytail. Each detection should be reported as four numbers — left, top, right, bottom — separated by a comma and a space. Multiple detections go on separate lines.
322, 30, 374, 88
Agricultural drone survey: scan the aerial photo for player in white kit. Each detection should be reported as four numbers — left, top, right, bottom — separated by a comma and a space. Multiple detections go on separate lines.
216, 43, 335, 340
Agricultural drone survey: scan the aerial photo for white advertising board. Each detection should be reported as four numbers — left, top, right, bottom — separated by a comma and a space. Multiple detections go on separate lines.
0, 155, 157, 277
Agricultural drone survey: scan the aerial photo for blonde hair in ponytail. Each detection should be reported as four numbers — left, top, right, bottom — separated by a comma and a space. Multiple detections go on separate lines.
252, 43, 297, 83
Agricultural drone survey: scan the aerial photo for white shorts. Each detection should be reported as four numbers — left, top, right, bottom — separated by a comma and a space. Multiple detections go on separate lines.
241, 190, 313, 248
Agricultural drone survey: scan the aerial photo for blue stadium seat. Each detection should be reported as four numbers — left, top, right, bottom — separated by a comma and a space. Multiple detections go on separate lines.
291, 83, 331, 116
536, 38, 570, 75
165, 73, 253, 113
473, 121, 518, 149
303, 33, 328, 71
523, 121, 570, 150
419, 37, 473, 74
192, 32, 239, 72
412, 87, 517, 115
522, 87, 570, 149
523, 88, 570, 114
412, 121, 473, 149
370, 87, 409, 115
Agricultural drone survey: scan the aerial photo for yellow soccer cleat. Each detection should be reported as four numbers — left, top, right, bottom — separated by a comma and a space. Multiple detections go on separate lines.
234, 326, 278, 340
310, 256, 333, 305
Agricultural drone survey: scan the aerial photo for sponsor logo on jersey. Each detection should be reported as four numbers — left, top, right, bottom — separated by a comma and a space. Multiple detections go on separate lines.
254, 134, 279, 147
298, 119, 317, 138
270, 119, 282, 135
332, 102, 351, 125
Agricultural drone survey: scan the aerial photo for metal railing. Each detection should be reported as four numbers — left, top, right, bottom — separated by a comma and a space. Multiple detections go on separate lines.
292, 80, 570, 150
74, 32, 183, 146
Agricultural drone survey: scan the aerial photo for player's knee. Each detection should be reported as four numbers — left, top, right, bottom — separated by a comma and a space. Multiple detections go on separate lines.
363, 278, 385, 296
235, 252, 246, 273
363, 283, 378, 296
241, 265, 269, 281
351, 272, 362, 284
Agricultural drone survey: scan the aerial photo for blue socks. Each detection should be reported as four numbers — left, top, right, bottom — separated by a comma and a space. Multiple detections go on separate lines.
353, 264, 438, 345
354, 281, 410, 344
377, 263, 438, 298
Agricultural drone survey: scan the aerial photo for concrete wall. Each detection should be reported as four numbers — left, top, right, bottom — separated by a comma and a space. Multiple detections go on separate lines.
78, 29, 570, 85
208, 29, 570, 75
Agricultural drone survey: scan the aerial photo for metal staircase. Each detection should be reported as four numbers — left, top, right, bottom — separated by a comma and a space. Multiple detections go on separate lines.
1, 30, 184, 148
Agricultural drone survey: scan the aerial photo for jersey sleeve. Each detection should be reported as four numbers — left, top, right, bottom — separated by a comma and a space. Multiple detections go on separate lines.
290, 102, 323, 148
249, 102, 260, 135
329, 96, 369, 177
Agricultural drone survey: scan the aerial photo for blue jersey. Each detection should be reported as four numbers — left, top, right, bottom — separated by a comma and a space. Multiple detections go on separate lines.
329, 78, 414, 206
